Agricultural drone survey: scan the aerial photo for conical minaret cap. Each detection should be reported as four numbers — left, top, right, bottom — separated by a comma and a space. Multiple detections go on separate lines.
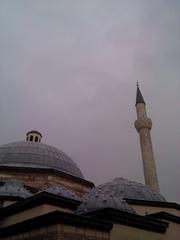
136, 84, 146, 106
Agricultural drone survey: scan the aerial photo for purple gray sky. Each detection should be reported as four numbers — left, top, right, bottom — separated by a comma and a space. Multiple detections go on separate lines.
0, 0, 180, 202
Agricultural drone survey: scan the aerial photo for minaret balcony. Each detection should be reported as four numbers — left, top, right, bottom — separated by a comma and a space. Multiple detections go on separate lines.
134, 118, 152, 132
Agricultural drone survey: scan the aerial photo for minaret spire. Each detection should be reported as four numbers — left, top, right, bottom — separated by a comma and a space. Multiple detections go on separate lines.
134, 85, 160, 192
136, 83, 145, 106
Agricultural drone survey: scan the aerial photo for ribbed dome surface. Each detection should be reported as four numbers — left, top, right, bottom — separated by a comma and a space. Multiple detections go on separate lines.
89, 178, 166, 202
76, 193, 135, 214
0, 142, 84, 179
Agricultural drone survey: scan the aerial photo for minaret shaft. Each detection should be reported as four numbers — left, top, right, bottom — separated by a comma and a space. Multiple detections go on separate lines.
139, 128, 159, 191
135, 93, 160, 192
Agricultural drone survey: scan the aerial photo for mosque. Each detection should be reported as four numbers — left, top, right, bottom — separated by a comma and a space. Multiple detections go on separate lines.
0, 86, 179, 239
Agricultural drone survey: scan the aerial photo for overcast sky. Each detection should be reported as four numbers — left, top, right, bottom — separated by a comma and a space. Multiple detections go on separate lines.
0, 0, 180, 202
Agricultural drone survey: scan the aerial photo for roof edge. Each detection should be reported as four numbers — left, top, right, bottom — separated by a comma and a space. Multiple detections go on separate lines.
0, 210, 112, 238
125, 198, 180, 210
2, 192, 81, 217
83, 208, 168, 233
146, 211, 180, 224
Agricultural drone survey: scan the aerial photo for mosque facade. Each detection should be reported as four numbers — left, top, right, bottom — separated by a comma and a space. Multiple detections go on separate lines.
0, 87, 179, 240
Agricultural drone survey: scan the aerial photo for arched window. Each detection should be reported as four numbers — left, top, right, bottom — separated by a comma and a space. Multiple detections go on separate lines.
35, 136, 38, 142
30, 136, 33, 142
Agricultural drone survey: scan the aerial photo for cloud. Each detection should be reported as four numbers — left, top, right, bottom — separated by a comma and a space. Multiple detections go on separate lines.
0, 0, 180, 202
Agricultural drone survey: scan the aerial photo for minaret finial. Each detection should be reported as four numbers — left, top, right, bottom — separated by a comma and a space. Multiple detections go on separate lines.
136, 81, 139, 87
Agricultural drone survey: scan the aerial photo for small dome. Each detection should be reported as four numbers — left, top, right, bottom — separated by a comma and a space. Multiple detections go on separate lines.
0, 141, 84, 179
0, 179, 32, 199
89, 178, 166, 202
76, 193, 135, 214
45, 186, 80, 201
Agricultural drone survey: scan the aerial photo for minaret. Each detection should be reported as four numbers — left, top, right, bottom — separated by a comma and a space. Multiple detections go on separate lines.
134, 84, 160, 192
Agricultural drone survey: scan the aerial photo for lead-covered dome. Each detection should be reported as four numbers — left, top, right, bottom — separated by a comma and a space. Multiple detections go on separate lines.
89, 178, 166, 202
45, 186, 81, 201
76, 193, 135, 214
0, 179, 32, 199
0, 141, 84, 179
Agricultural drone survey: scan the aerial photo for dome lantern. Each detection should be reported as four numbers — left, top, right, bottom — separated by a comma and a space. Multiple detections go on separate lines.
26, 130, 42, 143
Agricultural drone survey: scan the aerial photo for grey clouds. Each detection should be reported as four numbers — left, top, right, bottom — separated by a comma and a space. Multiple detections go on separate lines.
0, 1, 180, 202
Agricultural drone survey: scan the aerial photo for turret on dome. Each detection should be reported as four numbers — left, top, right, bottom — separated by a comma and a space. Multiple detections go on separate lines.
26, 130, 42, 143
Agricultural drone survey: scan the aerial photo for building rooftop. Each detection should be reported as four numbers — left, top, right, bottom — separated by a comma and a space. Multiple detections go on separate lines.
88, 178, 166, 202
76, 193, 135, 214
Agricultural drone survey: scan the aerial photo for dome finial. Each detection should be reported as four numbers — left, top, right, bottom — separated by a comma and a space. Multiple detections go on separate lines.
26, 130, 42, 143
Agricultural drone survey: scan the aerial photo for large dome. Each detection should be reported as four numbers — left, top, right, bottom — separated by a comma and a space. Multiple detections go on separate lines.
0, 141, 84, 179
89, 178, 166, 202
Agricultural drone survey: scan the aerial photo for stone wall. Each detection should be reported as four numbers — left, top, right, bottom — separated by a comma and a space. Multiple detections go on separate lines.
0, 170, 92, 198
1, 223, 109, 240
